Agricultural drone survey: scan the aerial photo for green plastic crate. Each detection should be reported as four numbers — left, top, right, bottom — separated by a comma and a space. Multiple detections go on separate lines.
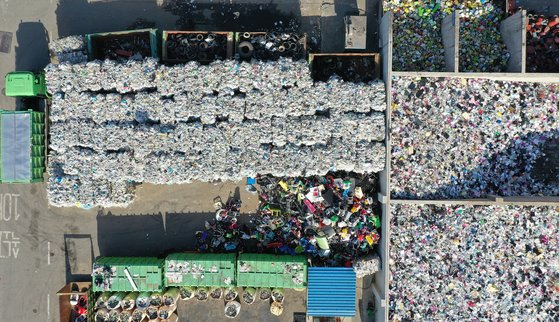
0, 110, 45, 183
165, 253, 236, 287
236, 253, 307, 289
92, 257, 164, 292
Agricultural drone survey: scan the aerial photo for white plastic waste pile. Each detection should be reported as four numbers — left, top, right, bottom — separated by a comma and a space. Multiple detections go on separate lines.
48, 35, 88, 64
46, 57, 387, 208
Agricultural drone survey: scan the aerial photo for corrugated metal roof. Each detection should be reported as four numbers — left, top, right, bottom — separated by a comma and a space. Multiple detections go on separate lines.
307, 267, 356, 317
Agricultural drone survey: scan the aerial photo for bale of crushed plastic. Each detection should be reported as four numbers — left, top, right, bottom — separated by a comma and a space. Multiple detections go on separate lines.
107, 292, 126, 310
95, 308, 109, 321
224, 300, 241, 318
121, 292, 139, 311
242, 287, 256, 305
136, 292, 150, 310
179, 286, 195, 300
95, 292, 112, 309
271, 288, 284, 304
195, 287, 209, 301
130, 308, 146, 322
108, 308, 122, 322
223, 287, 238, 302
270, 301, 284, 316
209, 287, 223, 300
353, 253, 380, 278
145, 306, 159, 321
162, 287, 180, 306
158, 304, 177, 320
259, 288, 271, 301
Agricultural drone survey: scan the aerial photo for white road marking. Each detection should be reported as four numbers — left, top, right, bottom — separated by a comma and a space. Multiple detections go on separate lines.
47, 241, 51, 265
47, 294, 50, 320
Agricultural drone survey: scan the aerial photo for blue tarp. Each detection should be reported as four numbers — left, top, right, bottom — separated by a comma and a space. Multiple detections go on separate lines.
307, 267, 356, 317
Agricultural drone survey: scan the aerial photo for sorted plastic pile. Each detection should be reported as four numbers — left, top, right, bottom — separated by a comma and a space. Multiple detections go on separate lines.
391, 77, 559, 199
48, 35, 88, 64
196, 173, 382, 267
526, 14, 559, 73
46, 58, 386, 208
459, 2, 509, 72
384, 0, 509, 72
390, 204, 559, 320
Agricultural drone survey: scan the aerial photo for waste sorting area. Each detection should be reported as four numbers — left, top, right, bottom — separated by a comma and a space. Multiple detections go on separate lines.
390, 204, 559, 321
90, 254, 309, 320
35, 3, 559, 320
390, 77, 559, 199
197, 173, 382, 271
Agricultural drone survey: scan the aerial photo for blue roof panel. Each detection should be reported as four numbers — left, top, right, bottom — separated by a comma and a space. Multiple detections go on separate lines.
307, 267, 356, 317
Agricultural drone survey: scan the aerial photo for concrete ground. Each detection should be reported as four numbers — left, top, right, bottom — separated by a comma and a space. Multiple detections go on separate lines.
0, 1, 380, 321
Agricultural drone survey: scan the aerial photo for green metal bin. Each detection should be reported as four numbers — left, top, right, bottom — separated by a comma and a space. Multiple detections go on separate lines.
92, 257, 164, 292
236, 253, 307, 289
86, 28, 159, 61
165, 253, 236, 287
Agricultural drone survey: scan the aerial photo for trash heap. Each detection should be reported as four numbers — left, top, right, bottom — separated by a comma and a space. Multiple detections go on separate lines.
459, 2, 509, 72
391, 77, 559, 199
384, 0, 509, 72
526, 14, 559, 73
390, 204, 559, 321
48, 35, 88, 64
46, 58, 386, 208
196, 173, 382, 267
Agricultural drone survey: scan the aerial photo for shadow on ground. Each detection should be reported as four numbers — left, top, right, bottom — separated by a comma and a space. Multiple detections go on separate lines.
13, 21, 49, 111
96, 210, 215, 257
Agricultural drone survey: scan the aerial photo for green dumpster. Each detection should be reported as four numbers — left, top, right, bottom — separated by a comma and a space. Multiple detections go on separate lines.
0, 110, 45, 183
92, 257, 164, 292
236, 253, 307, 289
4, 71, 48, 97
165, 253, 236, 287
86, 28, 159, 61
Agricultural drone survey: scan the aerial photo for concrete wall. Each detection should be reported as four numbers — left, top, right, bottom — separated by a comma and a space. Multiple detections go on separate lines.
500, 10, 526, 73
442, 11, 459, 72
376, 11, 392, 322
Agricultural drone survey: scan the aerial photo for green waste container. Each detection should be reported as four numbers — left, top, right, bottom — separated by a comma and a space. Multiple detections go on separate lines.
92, 257, 164, 292
4, 71, 48, 98
165, 253, 236, 287
236, 253, 307, 289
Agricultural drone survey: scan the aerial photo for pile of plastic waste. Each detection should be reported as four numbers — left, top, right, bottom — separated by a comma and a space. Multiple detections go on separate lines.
46, 56, 386, 208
